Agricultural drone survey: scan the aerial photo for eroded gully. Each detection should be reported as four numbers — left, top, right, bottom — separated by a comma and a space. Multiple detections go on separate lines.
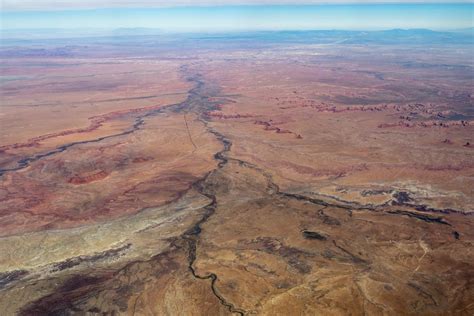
12, 67, 461, 315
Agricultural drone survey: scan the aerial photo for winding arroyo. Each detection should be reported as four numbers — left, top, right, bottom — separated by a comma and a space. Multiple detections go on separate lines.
1, 35, 473, 315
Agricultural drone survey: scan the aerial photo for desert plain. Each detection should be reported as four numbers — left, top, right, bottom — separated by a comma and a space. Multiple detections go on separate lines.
0, 31, 473, 315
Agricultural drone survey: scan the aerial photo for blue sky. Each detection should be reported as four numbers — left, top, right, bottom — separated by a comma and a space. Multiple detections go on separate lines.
1, 3, 473, 31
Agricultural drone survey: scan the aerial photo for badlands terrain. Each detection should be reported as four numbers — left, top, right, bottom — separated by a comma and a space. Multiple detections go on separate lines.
0, 30, 473, 315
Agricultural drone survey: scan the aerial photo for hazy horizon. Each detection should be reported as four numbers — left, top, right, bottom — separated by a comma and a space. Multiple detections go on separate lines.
1, 4, 473, 32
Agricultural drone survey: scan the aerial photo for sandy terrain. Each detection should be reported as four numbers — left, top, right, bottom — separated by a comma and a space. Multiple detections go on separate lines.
0, 36, 473, 315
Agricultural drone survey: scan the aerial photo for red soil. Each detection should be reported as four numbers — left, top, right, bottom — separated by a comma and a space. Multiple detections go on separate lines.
0, 103, 169, 152
68, 170, 109, 185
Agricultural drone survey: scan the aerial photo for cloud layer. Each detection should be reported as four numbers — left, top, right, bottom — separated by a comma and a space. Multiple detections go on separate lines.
2, 0, 472, 11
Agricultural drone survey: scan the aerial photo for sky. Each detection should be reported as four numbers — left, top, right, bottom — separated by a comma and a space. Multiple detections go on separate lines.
1, 2, 473, 31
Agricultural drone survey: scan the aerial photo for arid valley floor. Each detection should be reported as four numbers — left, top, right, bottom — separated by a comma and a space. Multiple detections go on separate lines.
0, 30, 473, 315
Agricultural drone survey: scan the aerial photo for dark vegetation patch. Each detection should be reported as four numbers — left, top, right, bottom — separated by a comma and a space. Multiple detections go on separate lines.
51, 243, 131, 272
302, 230, 327, 241
0, 269, 28, 289
387, 210, 450, 225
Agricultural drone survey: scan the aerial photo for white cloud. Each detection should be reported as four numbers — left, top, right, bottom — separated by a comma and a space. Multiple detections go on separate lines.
2, 0, 472, 11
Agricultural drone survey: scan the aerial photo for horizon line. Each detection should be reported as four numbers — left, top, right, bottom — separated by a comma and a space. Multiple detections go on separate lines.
2, 26, 473, 32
